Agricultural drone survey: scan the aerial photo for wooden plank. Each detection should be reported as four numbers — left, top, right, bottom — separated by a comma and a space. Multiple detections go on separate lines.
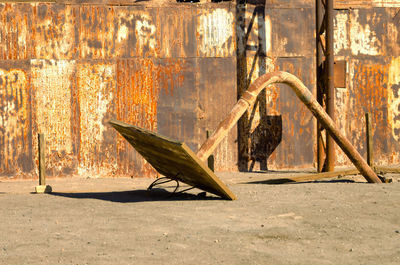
109, 119, 236, 200
247, 169, 360, 184
288, 169, 360, 182
375, 166, 400, 174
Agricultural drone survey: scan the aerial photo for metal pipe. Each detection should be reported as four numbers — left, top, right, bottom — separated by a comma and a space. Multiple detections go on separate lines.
325, 0, 336, 171
316, 0, 325, 172
196, 71, 381, 183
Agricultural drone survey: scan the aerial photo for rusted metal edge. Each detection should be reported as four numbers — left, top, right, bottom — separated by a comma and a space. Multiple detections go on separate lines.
1, 0, 55, 2
334, 2, 400, 9
196, 71, 382, 183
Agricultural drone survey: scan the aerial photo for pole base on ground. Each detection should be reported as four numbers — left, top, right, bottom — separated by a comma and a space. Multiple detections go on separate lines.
35, 185, 52, 194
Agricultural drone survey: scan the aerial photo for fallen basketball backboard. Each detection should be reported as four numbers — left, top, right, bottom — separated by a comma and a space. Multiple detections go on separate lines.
109, 119, 236, 200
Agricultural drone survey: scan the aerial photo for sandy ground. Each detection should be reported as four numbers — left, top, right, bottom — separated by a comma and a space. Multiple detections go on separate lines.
0, 171, 399, 265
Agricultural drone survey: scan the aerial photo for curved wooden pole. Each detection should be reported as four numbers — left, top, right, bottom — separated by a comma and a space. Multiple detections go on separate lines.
196, 71, 381, 183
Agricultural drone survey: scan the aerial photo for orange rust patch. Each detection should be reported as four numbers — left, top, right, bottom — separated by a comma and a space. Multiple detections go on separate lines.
336, 60, 394, 166
0, 4, 30, 60
0, 68, 29, 172
31, 4, 77, 59
115, 59, 185, 176
79, 6, 115, 59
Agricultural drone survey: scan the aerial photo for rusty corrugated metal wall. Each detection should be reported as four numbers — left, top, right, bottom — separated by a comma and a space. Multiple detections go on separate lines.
0, 0, 399, 179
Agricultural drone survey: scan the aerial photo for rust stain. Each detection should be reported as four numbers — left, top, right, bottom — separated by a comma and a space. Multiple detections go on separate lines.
388, 56, 400, 142
0, 4, 30, 60
0, 68, 29, 173
79, 6, 115, 59
197, 8, 235, 57
32, 4, 77, 59
350, 9, 383, 56
155, 7, 194, 58
31, 59, 75, 176
335, 87, 351, 165
336, 60, 395, 166
352, 62, 388, 122
115, 58, 185, 176
135, 13, 156, 57
77, 63, 116, 176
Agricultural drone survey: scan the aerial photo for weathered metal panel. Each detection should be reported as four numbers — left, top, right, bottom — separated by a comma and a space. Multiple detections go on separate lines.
349, 9, 386, 56
32, 4, 77, 59
31, 59, 77, 176
76, 62, 116, 177
156, 6, 197, 58
1, 2, 399, 179
268, 8, 315, 58
197, 58, 237, 172
79, 5, 117, 59
388, 56, 400, 143
0, 4, 31, 60
237, 4, 315, 171
334, 10, 350, 56
116, 58, 187, 176
268, 57, 316, 169
196, 7, 235, 58
387, 8, 400, 56
0, 61, 32, 175
332, 7, 400, 167
335, 1, 400, 8
248, 0, 314, 8
156, 58, 197, 151
335, 58, 400, 166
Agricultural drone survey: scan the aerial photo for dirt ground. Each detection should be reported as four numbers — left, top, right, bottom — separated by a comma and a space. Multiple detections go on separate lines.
1, 171, 399, 265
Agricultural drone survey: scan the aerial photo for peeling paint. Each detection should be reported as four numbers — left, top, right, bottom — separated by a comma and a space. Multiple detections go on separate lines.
388, 56, 400, 141
334, 12, 349, 54
31, 59, 75, 175
77, 63, 116, 176
350, 10, 381, 55
0, 3, 399, 178
0, 4, 30, 60
32, 4, 76, 59
335, 88, 351, 165
0, 68, 29, 172
197, 8, 234, 57
135, 14, 156, 56
115, 58, 186, 176
79, 6, 115, 59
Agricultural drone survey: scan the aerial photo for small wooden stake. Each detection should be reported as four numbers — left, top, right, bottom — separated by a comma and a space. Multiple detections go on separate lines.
36, 133, 52, 193
365, 113, 373, 167
38, 133, 45, 185
206, 130, 215, 172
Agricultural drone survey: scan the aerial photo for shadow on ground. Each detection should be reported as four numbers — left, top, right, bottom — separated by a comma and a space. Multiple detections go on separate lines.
243, 179, 357, 185
50, 189, 222, 203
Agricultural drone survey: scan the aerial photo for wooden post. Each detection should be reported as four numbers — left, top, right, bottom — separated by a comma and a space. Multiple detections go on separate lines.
206, 130, 215, 172
38, 133, 45, 185
365, 113, 373, 167
35, 133, 52, 193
